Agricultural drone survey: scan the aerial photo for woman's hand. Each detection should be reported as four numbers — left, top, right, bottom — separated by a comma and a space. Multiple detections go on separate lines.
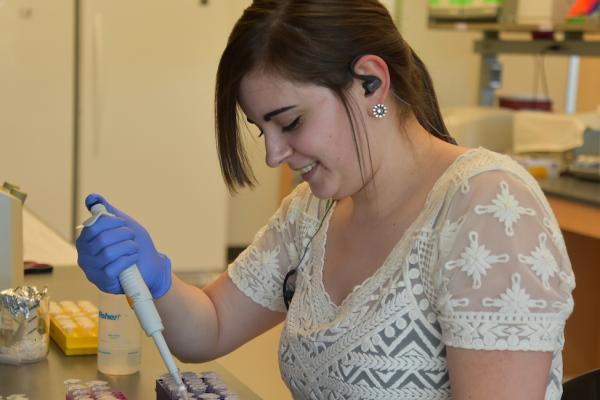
76, 194, 172, 299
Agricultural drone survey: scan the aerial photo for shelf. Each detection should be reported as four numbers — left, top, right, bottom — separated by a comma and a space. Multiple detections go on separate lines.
474, 38, 600, 57
429, 18, 600, 33
434, 17, 600, 106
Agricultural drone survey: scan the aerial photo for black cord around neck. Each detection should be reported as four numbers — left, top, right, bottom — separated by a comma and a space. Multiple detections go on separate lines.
283, 199, 335, 310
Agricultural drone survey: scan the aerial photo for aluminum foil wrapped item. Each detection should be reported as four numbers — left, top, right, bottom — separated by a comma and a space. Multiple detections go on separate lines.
0, 286, 49, 364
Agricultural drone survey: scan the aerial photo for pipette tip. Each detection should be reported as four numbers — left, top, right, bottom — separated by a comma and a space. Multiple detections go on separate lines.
177, 383, 189, 400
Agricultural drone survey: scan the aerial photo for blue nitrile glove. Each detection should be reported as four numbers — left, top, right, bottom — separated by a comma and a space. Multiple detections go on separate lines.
76, 194, 172, 299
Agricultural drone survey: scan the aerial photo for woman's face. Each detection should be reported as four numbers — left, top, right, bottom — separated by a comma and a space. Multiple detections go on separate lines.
239, 70, 369, 200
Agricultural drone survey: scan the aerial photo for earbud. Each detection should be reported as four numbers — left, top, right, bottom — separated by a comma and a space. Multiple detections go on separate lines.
361, 76, 382, 96
350, 55, 382, 97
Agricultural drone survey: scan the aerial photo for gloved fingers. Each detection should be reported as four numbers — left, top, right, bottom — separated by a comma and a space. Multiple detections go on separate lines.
80, 266, 124, 295
103, 281, 125, 295
78, 215, 128, 243
94, 240, 139, 271
103, 253, 140, 282
86, 226, 136, 257
77, 253, 93, 272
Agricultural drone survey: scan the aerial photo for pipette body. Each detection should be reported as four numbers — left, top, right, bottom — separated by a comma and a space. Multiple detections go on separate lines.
84, 203, 187, 398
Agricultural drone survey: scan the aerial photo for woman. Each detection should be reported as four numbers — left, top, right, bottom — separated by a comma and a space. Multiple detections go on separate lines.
76, 1, 575, 398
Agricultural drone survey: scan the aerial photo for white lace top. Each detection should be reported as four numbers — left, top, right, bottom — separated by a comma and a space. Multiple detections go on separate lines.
228, 148, 575, 400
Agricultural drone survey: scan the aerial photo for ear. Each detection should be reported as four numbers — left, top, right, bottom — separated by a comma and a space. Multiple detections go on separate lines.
350, 54, 391, 104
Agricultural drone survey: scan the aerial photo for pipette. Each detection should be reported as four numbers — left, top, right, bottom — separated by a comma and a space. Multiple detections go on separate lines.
83, 203, 188, 400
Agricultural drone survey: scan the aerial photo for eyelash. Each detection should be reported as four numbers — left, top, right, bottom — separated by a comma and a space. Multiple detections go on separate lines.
257, 116, 302, 138
282, 116, 302, 132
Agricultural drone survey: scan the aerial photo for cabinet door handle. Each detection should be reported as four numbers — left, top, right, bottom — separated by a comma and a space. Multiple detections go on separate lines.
92, 12, 104, 157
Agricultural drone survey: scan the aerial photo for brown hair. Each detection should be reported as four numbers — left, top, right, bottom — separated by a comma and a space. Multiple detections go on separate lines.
215, 0, 455, 191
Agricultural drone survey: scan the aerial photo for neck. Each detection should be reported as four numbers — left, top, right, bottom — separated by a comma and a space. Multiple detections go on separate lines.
347, 113, 453, 224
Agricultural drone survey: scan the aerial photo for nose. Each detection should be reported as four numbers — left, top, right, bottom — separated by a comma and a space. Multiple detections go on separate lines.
265, 132, 293, 168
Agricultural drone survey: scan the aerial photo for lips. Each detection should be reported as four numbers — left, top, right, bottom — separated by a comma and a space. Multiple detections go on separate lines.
299, 162, 317, 175
294, 162, 319, 182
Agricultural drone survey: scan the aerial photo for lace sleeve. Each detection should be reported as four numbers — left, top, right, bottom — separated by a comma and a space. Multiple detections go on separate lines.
227, 184, 313, 313
435, 170, 575, 352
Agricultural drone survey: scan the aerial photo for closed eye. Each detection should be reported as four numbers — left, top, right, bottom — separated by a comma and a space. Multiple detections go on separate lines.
282, 116, 302, 133
250, 116, 301, 138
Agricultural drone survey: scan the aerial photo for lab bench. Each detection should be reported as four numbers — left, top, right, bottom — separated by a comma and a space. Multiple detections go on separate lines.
541, 174, 600, 207
539, 175, 600, 378
0, 267, 261, 399
540, 174, 600, 240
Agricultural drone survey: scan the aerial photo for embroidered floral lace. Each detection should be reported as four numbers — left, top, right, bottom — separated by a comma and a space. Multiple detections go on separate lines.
228, 148, 574, 399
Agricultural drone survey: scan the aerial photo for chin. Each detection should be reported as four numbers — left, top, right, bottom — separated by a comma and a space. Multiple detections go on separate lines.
308, 186, 331, 200
308, 182, 351, 201
307, 182, 335, 200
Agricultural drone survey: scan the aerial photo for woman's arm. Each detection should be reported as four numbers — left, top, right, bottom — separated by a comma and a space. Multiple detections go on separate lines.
156, 272, 285, 363
447, 347, 552, 399
77, 188, 305, 363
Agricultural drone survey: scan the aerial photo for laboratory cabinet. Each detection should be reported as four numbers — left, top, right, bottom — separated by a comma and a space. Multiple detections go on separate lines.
1, 0, 248, 272
538, 178, 600, 378
0, 0, 75, 241
78, 0, 239, 272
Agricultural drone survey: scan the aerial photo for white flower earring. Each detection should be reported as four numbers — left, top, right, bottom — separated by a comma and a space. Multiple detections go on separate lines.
371, 103, 387, 119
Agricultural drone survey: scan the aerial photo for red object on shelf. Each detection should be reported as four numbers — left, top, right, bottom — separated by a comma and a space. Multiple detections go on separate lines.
531, 31, 555, 40
498, 96, 553, 112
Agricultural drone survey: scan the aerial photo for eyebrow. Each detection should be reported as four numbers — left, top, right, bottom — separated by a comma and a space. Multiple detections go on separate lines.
247, 105, 297, 124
